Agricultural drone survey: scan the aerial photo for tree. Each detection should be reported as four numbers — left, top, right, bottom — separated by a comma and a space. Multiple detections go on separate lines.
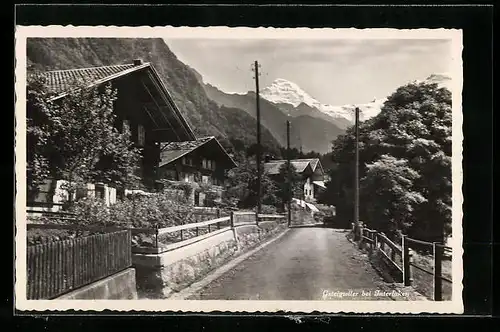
274, 162, 303, 211
322, 82, 452, 242
223, 158, 278, 209
360, 155, 426, 238
26, 73, 142, 203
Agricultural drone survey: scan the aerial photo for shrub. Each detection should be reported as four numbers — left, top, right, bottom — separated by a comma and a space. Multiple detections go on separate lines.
69, 193, 197, 229
261, 204, 278, 214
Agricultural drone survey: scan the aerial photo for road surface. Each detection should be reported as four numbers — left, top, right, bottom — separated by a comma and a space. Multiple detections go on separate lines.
187, 227, 412, 301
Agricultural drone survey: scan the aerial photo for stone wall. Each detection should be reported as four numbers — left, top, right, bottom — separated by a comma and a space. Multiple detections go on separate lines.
133, 216, 287, 299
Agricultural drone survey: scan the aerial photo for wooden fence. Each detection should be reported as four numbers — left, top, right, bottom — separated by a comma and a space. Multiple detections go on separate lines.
26, 229, 132, 300
353, 223, 452, 301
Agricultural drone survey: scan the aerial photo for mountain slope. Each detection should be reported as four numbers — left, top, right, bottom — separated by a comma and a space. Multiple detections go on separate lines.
204, 83, 345, 154
26, 38, 282, 155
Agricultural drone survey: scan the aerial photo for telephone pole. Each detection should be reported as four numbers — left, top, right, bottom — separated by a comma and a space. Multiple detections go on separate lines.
286, 120, 292, 227
354, 107, 360, 229
253, 61, 262, 214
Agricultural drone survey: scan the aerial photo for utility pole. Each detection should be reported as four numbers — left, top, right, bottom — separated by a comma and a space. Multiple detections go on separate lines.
354, 107, 360, 238
253, 61, 262, 214
287, 120, 292, 227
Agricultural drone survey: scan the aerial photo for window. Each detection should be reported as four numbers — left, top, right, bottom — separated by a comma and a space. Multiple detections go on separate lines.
183, 157, 193, 166
138, 124, 146, 146
202, 175, 211, 184
202, 159, 215, 170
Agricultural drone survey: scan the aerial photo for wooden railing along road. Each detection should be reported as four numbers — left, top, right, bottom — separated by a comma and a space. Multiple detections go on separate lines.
353, 223, 452, 301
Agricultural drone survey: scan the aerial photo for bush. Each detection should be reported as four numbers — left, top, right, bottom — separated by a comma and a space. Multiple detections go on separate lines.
70, 193, 197, 228
261, 204, 278, 214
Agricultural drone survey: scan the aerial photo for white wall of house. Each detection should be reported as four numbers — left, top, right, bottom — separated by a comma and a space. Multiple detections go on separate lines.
303, 177, 314, 201
31, 179, 118, 208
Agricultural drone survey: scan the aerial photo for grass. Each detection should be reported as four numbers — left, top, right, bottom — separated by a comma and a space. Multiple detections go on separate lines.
410, 252, 452, 301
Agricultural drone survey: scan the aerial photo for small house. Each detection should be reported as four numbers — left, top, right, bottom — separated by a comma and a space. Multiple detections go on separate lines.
158, 136, 237, 206
263, 158, 326, 203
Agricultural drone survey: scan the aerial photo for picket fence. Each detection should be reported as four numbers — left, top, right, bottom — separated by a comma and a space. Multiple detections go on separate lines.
26, 230, 132, 300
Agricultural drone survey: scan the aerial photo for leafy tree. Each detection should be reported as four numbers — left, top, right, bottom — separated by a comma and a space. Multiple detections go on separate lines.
321, 82, 452, 242
223, 158, 278, 209
274, 162, 303, 211
360, 155, 426, 238
26, 73, 142, 203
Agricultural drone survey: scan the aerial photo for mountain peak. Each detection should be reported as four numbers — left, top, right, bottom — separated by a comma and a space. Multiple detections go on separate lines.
261, 78, 321, 109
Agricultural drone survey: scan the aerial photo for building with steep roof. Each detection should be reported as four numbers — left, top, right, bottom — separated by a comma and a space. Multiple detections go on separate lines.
158, 136, 237, 186
28, 59, 207, 205
263, 158, 326, 202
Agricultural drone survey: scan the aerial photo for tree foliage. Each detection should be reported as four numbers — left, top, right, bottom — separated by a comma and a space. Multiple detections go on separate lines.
274, 162, 303, 210
320, 82, 452, 241
26, 73, 142, 201
223, 158, 278, 209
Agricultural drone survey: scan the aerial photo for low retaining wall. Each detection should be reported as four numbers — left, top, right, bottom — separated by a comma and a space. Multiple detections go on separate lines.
55, 268, 138, 300
133, 217, 287, 299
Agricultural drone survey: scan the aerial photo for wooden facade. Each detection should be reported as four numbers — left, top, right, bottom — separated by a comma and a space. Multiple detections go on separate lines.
37, 61, 197, 195
158, 137, 237, 188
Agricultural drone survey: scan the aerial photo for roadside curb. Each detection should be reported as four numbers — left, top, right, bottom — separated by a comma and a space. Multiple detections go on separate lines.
166, 227, 291, 300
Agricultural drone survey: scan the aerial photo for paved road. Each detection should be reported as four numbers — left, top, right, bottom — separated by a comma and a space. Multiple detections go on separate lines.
188, 227, 409, 301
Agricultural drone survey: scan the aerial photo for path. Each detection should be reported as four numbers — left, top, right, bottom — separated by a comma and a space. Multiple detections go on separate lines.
187, 227, 420, 300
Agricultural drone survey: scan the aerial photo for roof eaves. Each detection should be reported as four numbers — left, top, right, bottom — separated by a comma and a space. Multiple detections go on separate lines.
47, 63, 151, 102
147, 65, 197, 140
159, 137, 214, 166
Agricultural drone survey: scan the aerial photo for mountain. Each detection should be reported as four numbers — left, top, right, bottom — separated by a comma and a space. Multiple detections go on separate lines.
260, 74, 453, 125
26, 38, 282, 156
260, 78, 387, 124
203, 83, 345, 154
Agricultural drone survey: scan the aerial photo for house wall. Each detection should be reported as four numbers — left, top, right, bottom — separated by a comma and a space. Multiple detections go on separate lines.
159, 150, 226, 187
303, 177, 314, 202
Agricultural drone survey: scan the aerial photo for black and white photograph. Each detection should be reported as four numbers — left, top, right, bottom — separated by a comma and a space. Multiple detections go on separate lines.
14, 26, 463, 313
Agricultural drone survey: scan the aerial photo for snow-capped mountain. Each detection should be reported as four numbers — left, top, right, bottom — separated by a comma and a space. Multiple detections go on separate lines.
260, 73, 452, 124
260, 78, 385, 123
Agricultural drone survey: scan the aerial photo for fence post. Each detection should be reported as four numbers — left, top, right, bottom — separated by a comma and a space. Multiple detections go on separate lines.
402, 235, 412, 286
433, 242, 443, 301
230, 211, 234, 229
255, 212, 259, 226
374, 232, 378, 250
155, 225, 159, 248
217, 208, 221, 218
358, 223, 364, 242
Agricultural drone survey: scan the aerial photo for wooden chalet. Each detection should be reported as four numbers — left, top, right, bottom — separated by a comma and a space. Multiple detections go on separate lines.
30, 59, 198, 204
263, 158, 326, 202
158, 136, 237, 186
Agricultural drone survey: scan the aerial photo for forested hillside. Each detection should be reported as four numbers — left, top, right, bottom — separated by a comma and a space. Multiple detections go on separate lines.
26, 38, 282, 156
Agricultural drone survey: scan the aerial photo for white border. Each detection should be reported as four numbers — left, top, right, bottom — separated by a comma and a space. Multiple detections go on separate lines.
14, 26, 464, 314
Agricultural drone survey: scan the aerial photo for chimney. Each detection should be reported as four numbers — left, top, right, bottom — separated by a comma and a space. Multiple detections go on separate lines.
133, 59, 143, 66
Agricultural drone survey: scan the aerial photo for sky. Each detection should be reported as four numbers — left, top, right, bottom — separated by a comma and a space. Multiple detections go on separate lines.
164, 38, 452, 106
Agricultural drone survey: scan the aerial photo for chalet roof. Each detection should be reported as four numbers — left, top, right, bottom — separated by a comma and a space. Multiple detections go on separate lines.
263, 158, 324, 176
159, 136, 237, 168
40, 63, 149, 97
36, 61, 196, 141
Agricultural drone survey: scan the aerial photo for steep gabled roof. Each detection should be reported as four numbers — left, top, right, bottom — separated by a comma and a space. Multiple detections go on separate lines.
263, 159, 313, 175
263, 158, 324, 176
38, 62, 196, 141
41, 63, 144, 96
159, 136, 237, 168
